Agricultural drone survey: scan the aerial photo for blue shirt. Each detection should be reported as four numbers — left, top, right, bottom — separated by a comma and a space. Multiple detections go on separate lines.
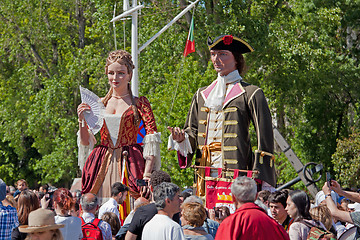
0, 202, 19, 240
202, 218, 219, 238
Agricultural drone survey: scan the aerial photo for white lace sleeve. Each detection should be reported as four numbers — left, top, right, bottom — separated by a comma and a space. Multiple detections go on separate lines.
77, 130, 97, 170
167, 132, 193, 157
142, 132, 162, 170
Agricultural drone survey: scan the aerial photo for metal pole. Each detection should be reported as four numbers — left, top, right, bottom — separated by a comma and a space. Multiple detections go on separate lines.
139, 0, 199, 53
113, 3, 117, 50
131, 0, 139, 97
273, 127, 319, 198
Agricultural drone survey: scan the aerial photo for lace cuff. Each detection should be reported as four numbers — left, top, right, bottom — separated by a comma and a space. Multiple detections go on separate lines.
167, 132, 193, 157
142, 132, 162, 170
77, 130, 96, 170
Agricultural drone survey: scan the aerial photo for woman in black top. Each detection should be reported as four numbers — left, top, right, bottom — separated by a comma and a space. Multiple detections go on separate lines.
12, 190, 40, 240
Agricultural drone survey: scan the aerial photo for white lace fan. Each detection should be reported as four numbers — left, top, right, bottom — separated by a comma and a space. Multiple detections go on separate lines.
79, 86, 105, 135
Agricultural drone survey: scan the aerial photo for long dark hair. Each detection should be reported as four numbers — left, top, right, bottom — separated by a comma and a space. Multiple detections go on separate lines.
17, 190, 40, 225
231, 51, 246, 75
289, 190, 312, 221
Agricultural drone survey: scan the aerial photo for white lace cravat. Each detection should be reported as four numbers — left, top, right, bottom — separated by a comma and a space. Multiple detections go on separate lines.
204, 70, 242, 110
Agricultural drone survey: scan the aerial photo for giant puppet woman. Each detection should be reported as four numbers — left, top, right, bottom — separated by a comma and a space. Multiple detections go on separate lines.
77, 50, 160, 202
168, 35, 276, 196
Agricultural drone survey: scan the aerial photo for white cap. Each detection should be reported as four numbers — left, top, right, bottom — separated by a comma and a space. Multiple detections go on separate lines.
348, 203, 360, 212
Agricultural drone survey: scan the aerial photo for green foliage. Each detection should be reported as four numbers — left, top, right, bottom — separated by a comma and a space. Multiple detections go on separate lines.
0, 0, 359, 191
332, 128, 360, 188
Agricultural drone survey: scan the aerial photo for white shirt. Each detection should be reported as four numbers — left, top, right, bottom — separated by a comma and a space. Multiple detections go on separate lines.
142, 214, 185, 240
98, 198, 119, 219
55, 215, 83, 240
81, 212, 112, 240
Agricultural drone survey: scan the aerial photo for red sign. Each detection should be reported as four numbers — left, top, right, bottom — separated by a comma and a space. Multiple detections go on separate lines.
204, 167, 238, 213
205, 178, 235, 213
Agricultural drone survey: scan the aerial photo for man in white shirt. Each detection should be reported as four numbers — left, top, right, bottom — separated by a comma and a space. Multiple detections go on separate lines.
80, 193, 112, 240
141, 182, 185, 240
98, 182, 129, 219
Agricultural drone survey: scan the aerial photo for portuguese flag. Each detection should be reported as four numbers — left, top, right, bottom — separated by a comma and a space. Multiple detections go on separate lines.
183, 17, 195, 57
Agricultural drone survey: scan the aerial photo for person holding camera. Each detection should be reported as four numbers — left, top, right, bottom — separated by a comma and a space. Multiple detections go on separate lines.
322, 180, 360, 234
209, 206, 230, 224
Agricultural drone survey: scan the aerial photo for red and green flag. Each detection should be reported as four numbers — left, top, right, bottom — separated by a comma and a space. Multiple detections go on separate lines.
183, 17, 195, 57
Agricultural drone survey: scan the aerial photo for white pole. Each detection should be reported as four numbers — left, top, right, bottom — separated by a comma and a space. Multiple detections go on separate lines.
123, 0, 130, 11
131, 0, 139, 97
139, 0, 199, 53
110, 5, 144, 22
113, 3, 117, 50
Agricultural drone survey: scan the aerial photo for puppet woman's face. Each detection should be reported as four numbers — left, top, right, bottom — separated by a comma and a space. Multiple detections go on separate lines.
107, 62, 132, 89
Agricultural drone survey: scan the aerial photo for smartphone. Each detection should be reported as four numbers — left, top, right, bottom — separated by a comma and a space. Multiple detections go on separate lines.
136, 179, 147, 187
326, 172, 331, 187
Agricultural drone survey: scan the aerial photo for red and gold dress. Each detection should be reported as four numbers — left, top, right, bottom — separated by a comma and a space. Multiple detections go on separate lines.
79, 96, 160, 202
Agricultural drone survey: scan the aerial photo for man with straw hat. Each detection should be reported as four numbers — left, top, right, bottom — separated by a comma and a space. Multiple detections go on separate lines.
168, 35, 276, 196
0, 178, 19, 239
18, 208, 64, 240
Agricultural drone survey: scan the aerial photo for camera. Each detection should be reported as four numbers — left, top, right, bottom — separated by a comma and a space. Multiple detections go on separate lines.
213, 207, 220, 219
326, 172, 332, 187
136, 179, 147, 187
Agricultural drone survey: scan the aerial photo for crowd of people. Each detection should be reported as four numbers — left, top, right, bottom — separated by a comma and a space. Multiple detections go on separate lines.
1, 172, 360, 240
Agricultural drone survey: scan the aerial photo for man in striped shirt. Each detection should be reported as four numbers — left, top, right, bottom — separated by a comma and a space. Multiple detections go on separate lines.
0, 178, 19, 240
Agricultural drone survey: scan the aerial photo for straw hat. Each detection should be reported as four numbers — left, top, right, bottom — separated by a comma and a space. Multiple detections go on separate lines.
19, 208, 64, 233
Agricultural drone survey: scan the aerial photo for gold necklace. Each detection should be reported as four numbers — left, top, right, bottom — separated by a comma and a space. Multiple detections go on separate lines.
112, 93, 129, 99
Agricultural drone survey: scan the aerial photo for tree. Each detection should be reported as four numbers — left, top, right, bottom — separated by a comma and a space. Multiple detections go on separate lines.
332, 128, 360, 188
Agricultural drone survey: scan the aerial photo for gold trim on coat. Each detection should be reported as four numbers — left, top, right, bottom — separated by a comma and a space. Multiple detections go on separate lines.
224, 159, 238, 164
224, 133, 238, 138
224, 120, 238, 125
223, 146, 237, 151
200, 107, 209, 112
199, 120, 207, 125
223, 107, 237, 113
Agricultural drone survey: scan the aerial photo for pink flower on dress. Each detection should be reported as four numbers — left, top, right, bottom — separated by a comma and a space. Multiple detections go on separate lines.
223, 35, 233, 45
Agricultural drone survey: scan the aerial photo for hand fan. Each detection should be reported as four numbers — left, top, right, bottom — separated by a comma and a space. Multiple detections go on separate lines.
79, 86, 105, 135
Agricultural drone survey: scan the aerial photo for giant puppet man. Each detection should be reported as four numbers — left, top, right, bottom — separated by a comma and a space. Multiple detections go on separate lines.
168, 35, 276, 195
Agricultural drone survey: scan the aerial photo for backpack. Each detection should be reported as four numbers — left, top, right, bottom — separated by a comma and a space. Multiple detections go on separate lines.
304, 221, 337, 240
80, 217, 103, 240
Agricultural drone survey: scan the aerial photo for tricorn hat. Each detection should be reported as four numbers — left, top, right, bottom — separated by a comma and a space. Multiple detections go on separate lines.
207, 35, 254, 54
18, 208, 64, 233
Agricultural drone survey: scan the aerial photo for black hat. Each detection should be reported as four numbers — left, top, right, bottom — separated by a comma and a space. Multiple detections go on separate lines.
207, 35, 254, 54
